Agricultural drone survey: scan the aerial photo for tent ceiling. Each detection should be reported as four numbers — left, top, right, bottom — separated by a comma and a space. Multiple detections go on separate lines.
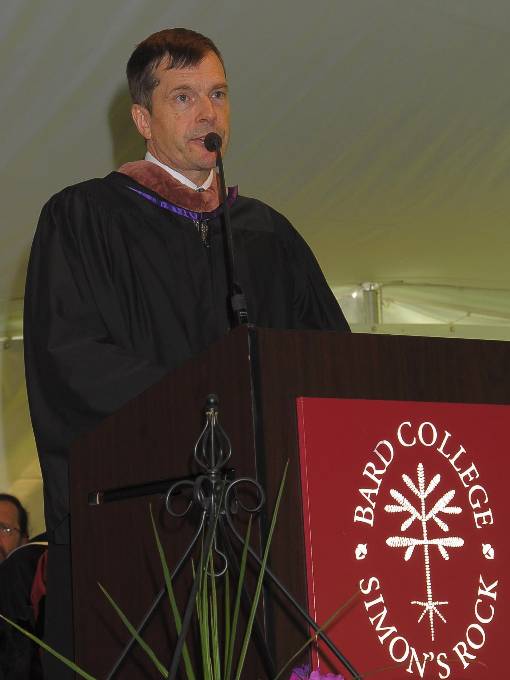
2, 0, 510, 309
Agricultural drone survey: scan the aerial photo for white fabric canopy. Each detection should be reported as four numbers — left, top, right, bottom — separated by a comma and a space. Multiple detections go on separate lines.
2, 0, 510, 531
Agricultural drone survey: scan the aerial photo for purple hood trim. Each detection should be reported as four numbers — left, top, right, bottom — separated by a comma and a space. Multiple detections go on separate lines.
127, 185, 239, 221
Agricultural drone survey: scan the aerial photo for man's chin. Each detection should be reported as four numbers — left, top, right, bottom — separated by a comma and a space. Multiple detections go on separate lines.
193, 154, 218, 170
196, 157, 217, 169
187, 143, 220, 165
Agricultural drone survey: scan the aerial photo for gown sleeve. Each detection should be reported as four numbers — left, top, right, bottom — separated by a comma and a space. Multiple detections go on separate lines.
24, 187, 168, 536
286, 222, 350, 332
24, 187, 168, 448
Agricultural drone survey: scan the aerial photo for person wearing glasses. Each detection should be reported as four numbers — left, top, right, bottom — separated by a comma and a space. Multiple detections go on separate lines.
0, 494, 47, 678
0, 494, 29, 562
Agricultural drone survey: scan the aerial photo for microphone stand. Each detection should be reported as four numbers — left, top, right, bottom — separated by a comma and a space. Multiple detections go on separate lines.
205, 133, 249, 327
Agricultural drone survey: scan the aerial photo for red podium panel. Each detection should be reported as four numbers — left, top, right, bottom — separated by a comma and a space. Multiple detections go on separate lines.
297, 398, 508, 679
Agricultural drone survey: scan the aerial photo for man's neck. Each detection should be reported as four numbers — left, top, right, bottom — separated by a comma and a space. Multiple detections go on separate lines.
144, 152, 214, 191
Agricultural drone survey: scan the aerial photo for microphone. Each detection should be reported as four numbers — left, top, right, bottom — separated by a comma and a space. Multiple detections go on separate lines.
204, 132, 249, 327
204, 132, 222, 152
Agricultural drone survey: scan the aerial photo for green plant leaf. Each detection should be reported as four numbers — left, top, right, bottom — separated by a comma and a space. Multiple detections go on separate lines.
192, 486, 227, 680
98, 583, 168, 678
225, 516, 252, 680
150, 506, 196, 680
234, 461, 289, 680
209, 555, 221, 680
224, 570, 231, 678
201, 566, 211, 680
272, 588, 361, 680
0, 614, 97, 680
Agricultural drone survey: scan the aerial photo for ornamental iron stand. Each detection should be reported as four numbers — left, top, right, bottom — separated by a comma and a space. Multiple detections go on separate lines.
91, 395, 360, 679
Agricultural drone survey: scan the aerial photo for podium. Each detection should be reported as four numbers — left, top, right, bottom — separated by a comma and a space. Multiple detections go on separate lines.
70, 326, 510, 678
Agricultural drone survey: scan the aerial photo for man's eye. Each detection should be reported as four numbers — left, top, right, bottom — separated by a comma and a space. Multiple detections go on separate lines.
212, 90, 227, 100
176, 94, 189, 103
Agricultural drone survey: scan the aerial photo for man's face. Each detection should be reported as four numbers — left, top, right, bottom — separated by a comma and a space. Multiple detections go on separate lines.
131, 51, 230, 184
0, 501, 26, 562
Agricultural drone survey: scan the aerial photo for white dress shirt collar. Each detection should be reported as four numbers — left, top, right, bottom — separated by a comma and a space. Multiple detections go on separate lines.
145, 151, 214, 191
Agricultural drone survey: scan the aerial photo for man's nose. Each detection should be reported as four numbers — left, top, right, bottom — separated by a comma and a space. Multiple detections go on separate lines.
196, 95, 216, 123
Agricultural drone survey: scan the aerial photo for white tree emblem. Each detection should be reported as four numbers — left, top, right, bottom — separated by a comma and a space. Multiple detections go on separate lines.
384, 462, 464, 641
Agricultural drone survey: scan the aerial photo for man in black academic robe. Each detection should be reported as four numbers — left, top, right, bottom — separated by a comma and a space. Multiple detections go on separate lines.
24, 28, 349, 679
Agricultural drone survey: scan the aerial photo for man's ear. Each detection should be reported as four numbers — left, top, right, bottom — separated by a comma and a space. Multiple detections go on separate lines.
131, 104, 152, 141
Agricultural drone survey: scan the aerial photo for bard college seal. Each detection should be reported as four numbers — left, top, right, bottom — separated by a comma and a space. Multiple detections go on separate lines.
297, 398, 507, 679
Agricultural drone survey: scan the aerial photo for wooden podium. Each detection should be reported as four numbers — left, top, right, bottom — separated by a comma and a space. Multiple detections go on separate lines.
69, 326, 510, 678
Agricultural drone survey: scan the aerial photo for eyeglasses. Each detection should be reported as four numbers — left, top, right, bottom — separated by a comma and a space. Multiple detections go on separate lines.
0, 523, 21, 536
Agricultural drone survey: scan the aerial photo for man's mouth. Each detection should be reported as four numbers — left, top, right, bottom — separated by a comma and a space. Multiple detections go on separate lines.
191, 134, 218, 147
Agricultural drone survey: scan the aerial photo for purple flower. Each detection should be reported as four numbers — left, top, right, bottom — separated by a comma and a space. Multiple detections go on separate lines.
290, 666, 344, 680
310, 671, 345, 680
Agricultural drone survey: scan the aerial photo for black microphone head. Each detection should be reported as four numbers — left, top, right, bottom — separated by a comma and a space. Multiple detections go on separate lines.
204, 132, 222, 152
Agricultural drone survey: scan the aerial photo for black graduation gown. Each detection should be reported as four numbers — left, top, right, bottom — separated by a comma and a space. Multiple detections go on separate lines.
24, 170, 349, 542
